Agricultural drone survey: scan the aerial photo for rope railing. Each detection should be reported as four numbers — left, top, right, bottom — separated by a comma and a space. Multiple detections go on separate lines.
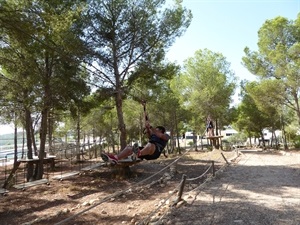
54, 148, 193, 225
54, 148, 233, 225
137, 183, 182, 225
186, 162, 213, 182
140, 152, 233, 224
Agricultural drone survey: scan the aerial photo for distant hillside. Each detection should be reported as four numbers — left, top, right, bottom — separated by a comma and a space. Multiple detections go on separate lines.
0, 132, 24, 146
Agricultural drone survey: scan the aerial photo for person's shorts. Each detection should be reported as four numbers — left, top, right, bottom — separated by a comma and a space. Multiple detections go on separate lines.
139, 142, 162, 160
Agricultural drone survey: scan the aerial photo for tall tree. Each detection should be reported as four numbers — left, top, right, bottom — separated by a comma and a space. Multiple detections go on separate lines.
242, 15, 300, 125
243, 80, 292, 148
235, 81, 274, 147
84, 0, 192, 149
0, 0, 90, 180
171, 49, 236, 135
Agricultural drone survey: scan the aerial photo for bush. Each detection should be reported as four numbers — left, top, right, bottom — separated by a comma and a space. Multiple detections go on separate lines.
292, 135, 300, 148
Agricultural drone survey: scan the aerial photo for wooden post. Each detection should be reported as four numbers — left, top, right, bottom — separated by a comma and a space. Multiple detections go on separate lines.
176, 174, 187, 203
211, 161, 215, 176
221, 152, 229, 165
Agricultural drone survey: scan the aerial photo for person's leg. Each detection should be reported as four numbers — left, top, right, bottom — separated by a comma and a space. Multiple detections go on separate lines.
138, 142, 155, 157
102, 143, 156, 163
101, 145, 135, 163
116, 145, 135, 160
208, 128, 213, 137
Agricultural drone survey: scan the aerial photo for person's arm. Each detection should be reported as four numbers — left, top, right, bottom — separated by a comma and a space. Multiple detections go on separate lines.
145, 121, 152, 138
147, 125, 169, 141
158, 132, 170, 141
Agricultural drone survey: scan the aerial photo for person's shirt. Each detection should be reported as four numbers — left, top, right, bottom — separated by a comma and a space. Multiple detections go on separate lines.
149, 133, 170, 149
207, 121, 213, 129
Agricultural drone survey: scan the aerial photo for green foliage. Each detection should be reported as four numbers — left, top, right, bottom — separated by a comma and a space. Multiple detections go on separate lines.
245, 81, 282, 131
242, 15, 300, 125
226, 133, 248, 145
0, 0, 91, 179
171, 48, 236, 133
234, 82, 271, 138
0, 0, 90, 117
292, 136, 300, 149
84, 0, 192, 148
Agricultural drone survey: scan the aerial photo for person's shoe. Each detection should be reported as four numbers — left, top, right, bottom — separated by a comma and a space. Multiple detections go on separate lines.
101, 152, 118, 164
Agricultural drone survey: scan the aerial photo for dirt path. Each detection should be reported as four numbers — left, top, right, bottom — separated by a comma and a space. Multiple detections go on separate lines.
1, 150, 299, 225
165, 150, 300, 225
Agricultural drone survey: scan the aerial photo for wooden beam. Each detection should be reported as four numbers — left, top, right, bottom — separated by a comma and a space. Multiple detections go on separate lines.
13, 179, 49, 189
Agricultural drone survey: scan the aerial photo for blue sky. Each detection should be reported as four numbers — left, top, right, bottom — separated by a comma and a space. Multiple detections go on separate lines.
166, 0, 299, 82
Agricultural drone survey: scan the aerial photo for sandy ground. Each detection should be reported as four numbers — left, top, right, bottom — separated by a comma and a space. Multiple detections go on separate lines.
165, 150, 300, 225
0, 149, 299, 225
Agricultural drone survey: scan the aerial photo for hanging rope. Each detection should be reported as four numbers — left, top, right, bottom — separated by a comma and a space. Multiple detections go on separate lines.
141, 100, 168, 158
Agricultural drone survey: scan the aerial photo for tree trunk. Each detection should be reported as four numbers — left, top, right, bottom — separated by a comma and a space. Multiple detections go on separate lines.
36, 108, 47, 179
76, 113, 81, 161
14, 119, 18, 165
25, 108, 34, 181
30, 120, 38, 156
37, 53, 52, 180
3, 161, 21, 189
281, 115, 288, 150
48, 111, 53, 155
116, 91, 126, 150
291, 91, 300, 126
260, 131, 265, 148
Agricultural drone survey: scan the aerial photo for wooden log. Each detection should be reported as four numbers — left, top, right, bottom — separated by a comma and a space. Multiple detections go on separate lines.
52, 171, 79, 180
13, 178, 49, 189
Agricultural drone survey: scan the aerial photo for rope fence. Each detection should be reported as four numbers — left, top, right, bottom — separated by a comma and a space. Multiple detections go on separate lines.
54, 148, 193, 225
6, 147, 236, 225
54, 148, 234, 225
138, 152, 235, 225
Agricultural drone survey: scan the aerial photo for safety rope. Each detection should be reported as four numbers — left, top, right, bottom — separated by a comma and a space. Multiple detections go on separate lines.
141, 100, 168, 158
54, 148, 192, 225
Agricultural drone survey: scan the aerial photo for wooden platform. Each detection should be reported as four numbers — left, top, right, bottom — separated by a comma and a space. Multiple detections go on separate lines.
206, 136, 223, 150
0, 188, 9, 194
81, 162, 105, 171
52, 171, 79, 180
18, 155, 56, 162
206, 135, 223, 139
13, 179, 49, 189
18, 156, 56, 169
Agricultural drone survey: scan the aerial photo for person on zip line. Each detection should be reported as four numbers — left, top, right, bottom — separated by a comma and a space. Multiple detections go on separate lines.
101, 101, 170, 164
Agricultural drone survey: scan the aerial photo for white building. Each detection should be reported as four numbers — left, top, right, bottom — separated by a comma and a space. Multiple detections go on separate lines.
220, 128, 238, 140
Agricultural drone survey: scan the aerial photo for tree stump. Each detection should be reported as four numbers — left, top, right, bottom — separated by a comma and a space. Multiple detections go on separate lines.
109, 158, 142, 179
